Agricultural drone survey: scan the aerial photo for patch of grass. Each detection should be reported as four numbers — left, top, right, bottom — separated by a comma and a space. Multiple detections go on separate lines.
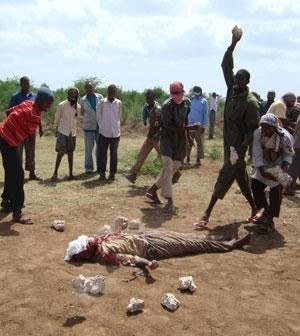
207, 145, 223, 160
119, 149, 161, 176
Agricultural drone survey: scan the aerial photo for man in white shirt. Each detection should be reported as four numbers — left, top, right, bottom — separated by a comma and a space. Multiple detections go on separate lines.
96, 84, 122, 181
208, 92, 219, 139
51, 88, 80, 182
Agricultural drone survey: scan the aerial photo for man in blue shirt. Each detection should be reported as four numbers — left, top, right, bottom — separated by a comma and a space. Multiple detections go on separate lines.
186, 86, 208, 166
8, 76, 43, 180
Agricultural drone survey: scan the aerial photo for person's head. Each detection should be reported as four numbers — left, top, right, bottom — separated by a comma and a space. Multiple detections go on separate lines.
85, 81, 95, 96
260, 113, 279, 137
297, 96, 300, 103
170, 81, 184, 104
34, 87, 54, 112
212, 92, 217, 98
267, 90, 276, 102
107, 84, 117, 102
192, 86, 202, 97
282, 92, 296, 108
145, 89, 155, 106
20, 76, 30, 93
233, 69, 250, 92
67, 87, 79, 105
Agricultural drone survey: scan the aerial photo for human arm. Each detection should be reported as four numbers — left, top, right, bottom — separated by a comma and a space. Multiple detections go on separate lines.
237, 99, 260, 158
96, 100, 102, 124
142, 104, 148, 126
116, 254, 158, 269
200, 99, 208, 132
221, 30, 242, 88
39, 121, 44, 137
54, 103, 62, 137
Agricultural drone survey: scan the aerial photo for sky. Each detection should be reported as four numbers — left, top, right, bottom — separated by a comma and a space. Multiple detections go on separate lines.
0, 0, 300, 98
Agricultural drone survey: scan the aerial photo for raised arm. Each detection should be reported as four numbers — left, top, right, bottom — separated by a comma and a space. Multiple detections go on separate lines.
221, 29, 242, 88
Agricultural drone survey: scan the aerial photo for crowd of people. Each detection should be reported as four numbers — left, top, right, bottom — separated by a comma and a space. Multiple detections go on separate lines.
0, 29, 299, 237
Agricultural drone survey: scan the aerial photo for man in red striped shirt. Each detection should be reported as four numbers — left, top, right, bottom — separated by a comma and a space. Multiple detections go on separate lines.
0, 87, 54, 224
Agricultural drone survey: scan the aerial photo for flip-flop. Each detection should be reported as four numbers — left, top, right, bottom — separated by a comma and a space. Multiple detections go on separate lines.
194, 219, 209, 230
145, 192, 162, 204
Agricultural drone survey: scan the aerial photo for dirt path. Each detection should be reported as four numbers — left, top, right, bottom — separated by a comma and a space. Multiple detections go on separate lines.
0, 135, 299, 336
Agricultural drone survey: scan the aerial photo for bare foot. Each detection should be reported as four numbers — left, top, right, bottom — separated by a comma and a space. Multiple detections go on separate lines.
193, 214, 209, 230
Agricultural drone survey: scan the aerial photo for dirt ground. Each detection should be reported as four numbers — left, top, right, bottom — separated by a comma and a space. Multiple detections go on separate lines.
0, 132, 299, 336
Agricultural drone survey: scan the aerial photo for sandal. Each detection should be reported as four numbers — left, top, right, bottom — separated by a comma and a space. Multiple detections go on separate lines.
145, 192, 162, 204
13, 212, 33, 225
252, 211, 268, 224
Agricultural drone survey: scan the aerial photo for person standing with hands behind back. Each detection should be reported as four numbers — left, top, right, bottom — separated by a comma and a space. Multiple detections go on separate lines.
96, 84, 122, 182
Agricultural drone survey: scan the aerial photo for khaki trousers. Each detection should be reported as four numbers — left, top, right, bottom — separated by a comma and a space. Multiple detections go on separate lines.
155, 156, 181, 198
186, 129, 204, 161
130, 137, 160, 175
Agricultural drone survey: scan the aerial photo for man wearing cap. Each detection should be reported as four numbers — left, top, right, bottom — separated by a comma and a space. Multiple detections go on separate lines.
146, 81, 198, 213
51, 88, 80, 182
0, 87, 54, 224
194, 29, 260, 229
249, 113, 293, 233
79, 81, 103, 174
186, 86, 208, 166
125, 89, 161, 183
8, 76, 43, 180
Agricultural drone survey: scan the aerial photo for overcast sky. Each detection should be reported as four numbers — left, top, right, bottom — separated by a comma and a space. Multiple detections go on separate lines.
0, 0, 299, 98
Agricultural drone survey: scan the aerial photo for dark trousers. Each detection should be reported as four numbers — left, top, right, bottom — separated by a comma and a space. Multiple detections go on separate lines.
98, 134, 120, 176
251, 178, 282, 218
18, 133, 36, 172
209, 109, 216, 139
212, 161, 253, 201
0, 138, 25, 212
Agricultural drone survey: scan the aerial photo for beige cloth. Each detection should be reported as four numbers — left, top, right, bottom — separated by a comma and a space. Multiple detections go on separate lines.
55, 100, 80, 136
155, 155, 181, 198
103, 234, 148, 257
129, 137, 160, 175
187, 128, 204, 161
267, 100, 286, 120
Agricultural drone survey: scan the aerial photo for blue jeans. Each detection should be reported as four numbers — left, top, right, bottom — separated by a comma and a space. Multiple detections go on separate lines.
98, 134, 120, 176
84, 130, 100, 172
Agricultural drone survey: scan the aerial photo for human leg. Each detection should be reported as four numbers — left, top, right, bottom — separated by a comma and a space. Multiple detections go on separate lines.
108, 137, 120, 179
209, 110, 216, 139
24, 134, 39, 180
98, 134, 109, 178
84, 131, 95, 173
193, 128, 204, 164
129, 137, 154, 176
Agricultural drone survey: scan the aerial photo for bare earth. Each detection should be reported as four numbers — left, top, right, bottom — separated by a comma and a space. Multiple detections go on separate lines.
0, 132, 299, 336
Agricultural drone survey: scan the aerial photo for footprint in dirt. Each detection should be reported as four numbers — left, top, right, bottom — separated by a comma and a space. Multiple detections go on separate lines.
63, 315, 86, 327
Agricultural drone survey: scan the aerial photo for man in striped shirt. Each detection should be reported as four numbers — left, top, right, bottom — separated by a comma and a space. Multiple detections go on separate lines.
0, 87, 54, 224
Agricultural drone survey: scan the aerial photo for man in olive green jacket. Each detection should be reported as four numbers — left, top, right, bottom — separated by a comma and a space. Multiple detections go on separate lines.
194, 29, 260, 229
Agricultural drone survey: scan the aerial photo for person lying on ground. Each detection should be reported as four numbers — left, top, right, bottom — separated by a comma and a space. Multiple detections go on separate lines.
65, 230, 251, 270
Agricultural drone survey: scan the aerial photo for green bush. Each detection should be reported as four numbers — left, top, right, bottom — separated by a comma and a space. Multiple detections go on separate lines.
207, 145, 222, 160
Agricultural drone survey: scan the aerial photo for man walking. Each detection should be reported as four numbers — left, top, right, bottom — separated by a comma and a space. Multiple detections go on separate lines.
9, 76, 43, 180
125, 89, 161, 183
79, 81, 103, 174
193, 29, 260, 229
